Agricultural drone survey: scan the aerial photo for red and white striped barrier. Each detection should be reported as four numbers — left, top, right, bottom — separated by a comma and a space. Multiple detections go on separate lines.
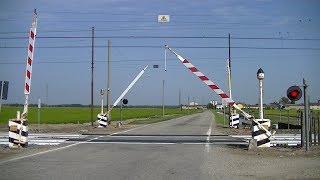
166, 46, 273, 147
22, 10, 37, 117
8, 10, 37, 148
165, 46, 234, 106
24, 24, 36, 95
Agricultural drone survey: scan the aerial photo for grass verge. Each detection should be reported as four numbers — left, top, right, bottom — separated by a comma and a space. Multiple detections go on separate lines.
0, 106, 200, 125
211, 110, 227, 125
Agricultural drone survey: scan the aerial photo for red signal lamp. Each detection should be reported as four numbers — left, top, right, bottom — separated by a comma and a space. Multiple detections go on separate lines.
287, 86, 302, 101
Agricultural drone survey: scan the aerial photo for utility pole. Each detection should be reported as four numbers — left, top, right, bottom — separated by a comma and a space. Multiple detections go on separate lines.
90, 27, 94, 126
162, 47, 167, 117
303, 78, 310, 151
228, 33, 232, 124
193, 97, 195, 108
188, 94, 190, 114
45, 83, 48, 106
162, 80, 165, 117
0, 81, 4, 112
107, 40, 111, 114
179, 88, 182, 113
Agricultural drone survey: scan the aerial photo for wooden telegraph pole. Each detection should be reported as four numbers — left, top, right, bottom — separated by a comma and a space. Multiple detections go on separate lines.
90, 27, 94, 126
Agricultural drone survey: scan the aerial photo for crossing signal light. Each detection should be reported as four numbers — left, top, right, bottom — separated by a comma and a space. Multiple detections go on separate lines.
287, 86, 302, 101
122, 99, 128, 105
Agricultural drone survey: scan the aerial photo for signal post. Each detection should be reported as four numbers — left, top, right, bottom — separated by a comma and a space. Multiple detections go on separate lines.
287, 80, 309, 151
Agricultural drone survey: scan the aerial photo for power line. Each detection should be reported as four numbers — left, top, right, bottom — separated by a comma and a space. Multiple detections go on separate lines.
1, 35, 319, 41
1, 53, 316, 65
0, 45, 319, 50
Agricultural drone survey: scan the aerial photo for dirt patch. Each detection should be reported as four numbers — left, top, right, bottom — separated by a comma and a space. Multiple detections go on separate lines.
227, 144, 320, 158
214, 121, 320, 157
216, 124, 252, 135
29, 123, 140, 135
0, 145, 56, 162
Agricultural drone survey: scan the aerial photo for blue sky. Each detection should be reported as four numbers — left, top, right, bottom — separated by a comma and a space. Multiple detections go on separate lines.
0, 0, 319, 106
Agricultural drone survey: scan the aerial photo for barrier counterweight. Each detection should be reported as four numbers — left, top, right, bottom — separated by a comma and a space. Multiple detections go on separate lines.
252, 119, 271, 147
8, 119, 28, 148
230, 114, 240, 128
97, 113, 109, 127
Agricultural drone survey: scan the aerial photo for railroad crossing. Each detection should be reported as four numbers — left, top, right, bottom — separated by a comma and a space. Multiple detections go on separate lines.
1, 111, 318, 180
0, 132, 302, 147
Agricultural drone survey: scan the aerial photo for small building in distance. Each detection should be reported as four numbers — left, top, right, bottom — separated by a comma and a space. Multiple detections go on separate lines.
284, 102, 320, 110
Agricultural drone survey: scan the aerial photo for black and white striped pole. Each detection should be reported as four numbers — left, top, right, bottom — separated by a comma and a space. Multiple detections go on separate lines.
252, 68, 271, 147
97, 89, 108, 128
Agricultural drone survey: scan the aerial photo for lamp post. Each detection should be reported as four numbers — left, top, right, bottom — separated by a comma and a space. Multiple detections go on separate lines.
257, 68, 265, 120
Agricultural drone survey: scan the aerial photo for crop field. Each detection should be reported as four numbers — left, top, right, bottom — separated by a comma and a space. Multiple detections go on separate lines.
0, 106, 199, 125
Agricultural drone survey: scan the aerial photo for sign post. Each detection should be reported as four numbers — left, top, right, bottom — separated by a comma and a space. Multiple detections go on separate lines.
120, 99, 128, 126
0, 81, 9, 112
38, 98, 41, 132
303, 79, 310, 151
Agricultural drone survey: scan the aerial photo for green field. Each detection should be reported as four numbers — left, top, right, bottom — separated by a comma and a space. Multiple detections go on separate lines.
0, 106, 200, 124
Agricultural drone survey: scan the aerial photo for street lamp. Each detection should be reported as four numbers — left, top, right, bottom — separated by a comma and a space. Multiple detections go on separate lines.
257, 68, 264, 120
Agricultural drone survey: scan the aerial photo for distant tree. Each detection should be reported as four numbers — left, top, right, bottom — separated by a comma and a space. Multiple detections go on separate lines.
270, 101, 279, 109
279, 97, 289, 104
207, 103, 214, 109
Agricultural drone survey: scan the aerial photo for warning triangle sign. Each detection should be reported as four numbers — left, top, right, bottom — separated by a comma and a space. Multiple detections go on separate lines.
158, 15, 170, 22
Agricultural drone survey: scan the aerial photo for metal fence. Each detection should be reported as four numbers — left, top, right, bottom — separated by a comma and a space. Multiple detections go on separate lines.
310, 111, 320, 145
293, 110, 319, 146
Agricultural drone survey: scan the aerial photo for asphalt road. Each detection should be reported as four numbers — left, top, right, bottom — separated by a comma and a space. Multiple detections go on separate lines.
0, 111, 319, 180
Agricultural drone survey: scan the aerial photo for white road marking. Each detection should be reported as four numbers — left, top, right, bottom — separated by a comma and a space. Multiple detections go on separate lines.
205, 118, 213, 153
115, 123, 152, 134
0, 141, 85, 165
